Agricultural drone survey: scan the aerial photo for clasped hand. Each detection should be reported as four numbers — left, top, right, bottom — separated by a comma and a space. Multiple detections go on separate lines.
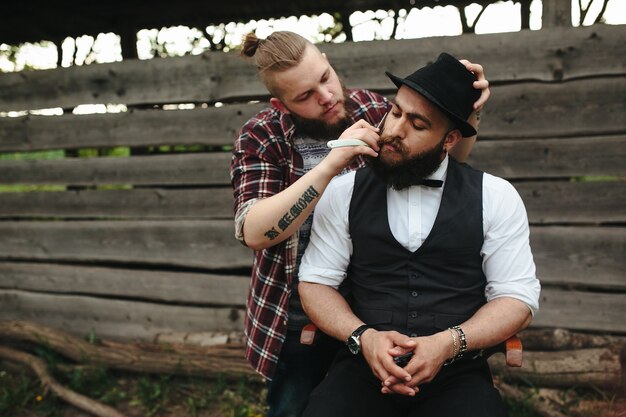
360, 329, 450, 396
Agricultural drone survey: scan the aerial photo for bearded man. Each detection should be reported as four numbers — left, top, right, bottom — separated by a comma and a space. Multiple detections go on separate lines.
231, 30, 490, 417
298, 52, 540, 417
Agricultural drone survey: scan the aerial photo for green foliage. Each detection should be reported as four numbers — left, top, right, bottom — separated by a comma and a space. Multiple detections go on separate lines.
133, 374, 173, 416
0, 185, 66, 193
504, 396, 537, 417
0, 370, 36, 412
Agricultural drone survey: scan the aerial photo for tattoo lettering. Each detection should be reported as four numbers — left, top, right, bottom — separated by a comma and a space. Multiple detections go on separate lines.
264, 186, 321, 240
278, 212, 294, 231
277, 186, 320, 231
264, 227, 280, 240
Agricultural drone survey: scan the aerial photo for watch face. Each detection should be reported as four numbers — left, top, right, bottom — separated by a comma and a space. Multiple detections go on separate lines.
347, 336, 360, 354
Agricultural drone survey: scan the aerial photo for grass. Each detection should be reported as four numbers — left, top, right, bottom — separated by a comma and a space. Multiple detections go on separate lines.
0, 365, 267, 417
0, 339, 622, 417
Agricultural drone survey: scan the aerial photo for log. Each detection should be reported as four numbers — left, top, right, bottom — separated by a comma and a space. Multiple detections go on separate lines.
0, 320, 258, 381
0, 346, 127, 417
489, 348, 622, 388
520, 328, 626, 351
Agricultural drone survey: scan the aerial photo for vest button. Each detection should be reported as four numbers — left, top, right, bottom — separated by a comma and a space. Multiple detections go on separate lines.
409, 311, 418, 318
411, 291, 419, 297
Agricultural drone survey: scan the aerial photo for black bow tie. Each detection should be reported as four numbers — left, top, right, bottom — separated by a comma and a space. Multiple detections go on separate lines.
418, 179, 443, 188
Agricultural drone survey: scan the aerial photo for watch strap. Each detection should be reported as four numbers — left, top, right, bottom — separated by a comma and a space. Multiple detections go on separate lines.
350, 324, 372, 340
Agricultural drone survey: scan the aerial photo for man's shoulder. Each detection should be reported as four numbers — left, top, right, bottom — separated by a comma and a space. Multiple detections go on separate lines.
483, 172, 516, 194
347, 88, 388, 105
324, 170, 357, 201
241, 106, 281, 130
238, 106, 292, 146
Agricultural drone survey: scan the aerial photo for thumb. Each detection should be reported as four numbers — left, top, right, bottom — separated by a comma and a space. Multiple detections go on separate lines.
389, 332, 417, 348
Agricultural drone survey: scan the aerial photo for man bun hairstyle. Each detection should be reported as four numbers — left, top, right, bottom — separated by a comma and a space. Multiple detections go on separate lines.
240, 31, 312, 97
241, 32, 261, 58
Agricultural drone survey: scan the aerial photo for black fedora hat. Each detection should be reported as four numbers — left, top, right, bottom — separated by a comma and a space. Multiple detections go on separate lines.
385, 53, 480, 137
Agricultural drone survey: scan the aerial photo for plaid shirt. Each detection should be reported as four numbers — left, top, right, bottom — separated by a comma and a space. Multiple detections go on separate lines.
230, 89, 389, 380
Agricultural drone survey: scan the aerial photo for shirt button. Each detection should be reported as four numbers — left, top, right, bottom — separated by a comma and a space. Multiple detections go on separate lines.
410, 333, 418, 337
409, 273, 418, 279
411, 291, 419, 297
410, 311, 418, 319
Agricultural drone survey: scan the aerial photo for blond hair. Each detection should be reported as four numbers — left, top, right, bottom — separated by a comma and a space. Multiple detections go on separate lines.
241, 31, 313, 97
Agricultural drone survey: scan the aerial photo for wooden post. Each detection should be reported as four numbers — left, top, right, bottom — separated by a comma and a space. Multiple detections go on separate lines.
543, 0, 571, 27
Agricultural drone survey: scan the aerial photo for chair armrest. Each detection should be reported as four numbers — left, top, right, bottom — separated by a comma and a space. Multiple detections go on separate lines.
483, 335, 523, 367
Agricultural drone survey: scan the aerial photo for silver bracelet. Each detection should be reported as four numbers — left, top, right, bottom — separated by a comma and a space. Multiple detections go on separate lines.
452, 325, 467, 359
444, 327, 458, 366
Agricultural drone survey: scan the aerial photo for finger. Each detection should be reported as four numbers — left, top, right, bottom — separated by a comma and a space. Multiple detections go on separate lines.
473, 87, 491, 109
388, 332, 417, 348
473, 79, 489, 90
381, 356, 412, 382
461, 61, 484, 78
387, 346, 411, 356
385, 382, 417, 396
373, 361, 391, 383
382, 375, 402, 387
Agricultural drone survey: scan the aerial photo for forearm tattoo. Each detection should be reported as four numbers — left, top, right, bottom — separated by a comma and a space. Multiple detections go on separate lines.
263, 186, 320, 240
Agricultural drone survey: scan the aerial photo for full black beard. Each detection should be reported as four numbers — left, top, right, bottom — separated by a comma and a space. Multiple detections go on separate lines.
368, 136, 446, 190
288, 89, 356, 141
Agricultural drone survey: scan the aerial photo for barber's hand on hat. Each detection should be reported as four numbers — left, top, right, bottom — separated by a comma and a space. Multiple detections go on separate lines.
319, 119, 380, 177
459, 59, 490, 111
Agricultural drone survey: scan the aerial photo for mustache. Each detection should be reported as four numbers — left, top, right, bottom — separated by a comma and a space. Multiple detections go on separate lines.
377, 135, 407, 153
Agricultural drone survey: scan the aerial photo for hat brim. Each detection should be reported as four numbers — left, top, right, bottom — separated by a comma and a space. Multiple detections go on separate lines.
385, 71, 477, 137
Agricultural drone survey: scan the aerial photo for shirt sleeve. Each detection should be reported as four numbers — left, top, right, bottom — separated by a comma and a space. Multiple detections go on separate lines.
230, 117, 288, 243
482, 174, 541, 315
298, 173, 355, 288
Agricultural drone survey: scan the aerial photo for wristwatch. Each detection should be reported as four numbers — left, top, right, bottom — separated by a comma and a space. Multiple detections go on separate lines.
346, 324, 372, 355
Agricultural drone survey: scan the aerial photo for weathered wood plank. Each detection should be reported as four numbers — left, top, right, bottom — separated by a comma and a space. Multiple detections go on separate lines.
530, 227, 626, 290
531, 287, 626, 333
490, 348, 622, 388
0, 181, 623, 224
0, 103, 266, 152
0, 290, 244, 341
0, 223, 623, 291
0, 220, 251, 269
1, 75, 625, 152
0, 25, 623, 111
0, 152, 232, 186
0, 263, 248, 306
0, 188, 234, 219
3, 135, 625, 186
516, 181, 626, 224
469, 135, 626, 179
479, 77, 626, 139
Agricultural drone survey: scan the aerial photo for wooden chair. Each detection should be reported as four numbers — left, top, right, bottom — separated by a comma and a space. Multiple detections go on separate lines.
301, 324, 523, 367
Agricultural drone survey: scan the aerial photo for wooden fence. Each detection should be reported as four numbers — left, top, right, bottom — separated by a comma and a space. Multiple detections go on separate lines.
0, 24, 624, 341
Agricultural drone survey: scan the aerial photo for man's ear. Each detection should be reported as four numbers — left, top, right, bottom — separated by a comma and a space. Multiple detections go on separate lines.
444, 129, 463, 153
270, 97, 289, 114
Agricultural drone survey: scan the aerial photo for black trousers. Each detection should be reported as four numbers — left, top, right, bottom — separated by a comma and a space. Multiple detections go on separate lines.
302, 349, 507, 417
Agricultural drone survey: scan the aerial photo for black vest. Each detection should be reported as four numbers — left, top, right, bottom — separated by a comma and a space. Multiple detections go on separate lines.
348, 158, 486, 337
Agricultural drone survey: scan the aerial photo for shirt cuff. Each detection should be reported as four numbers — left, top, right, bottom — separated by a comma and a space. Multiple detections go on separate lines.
234, 198, 259, 243
298, 267, 346, 290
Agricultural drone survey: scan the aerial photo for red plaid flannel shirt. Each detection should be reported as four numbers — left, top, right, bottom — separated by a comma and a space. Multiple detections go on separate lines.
230, 89, 389, 379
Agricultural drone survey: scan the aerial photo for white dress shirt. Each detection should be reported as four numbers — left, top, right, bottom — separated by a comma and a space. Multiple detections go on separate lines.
299, 156, 541, 315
